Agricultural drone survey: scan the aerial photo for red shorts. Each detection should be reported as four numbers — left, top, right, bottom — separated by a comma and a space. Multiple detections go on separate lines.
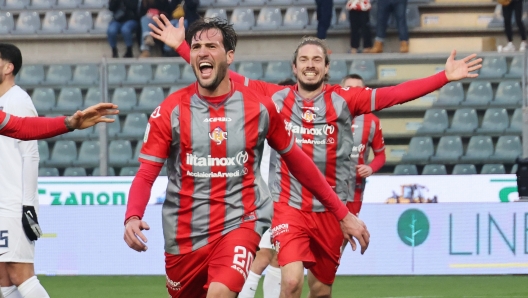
346, 200, 362, 216
271, 203, 343, 285
165, 228, 260, 298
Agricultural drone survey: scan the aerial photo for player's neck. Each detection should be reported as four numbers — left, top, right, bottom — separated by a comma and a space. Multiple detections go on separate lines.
297, 84, 325, 100
197, 76, 231, 97
0, 78, 15, 98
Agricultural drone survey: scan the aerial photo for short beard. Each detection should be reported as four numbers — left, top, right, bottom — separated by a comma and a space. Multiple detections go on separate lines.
194, 61, 229, 91
297, 77, 324, 92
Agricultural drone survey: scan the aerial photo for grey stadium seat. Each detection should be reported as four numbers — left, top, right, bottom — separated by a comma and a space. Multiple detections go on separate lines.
476, 108, 509, 135
61, 125, 93, 141
109, 140, 133, 167
72, 64, 99, 85
445, 108, 478, 135
328, 60, 348, 83
45, 64, 72, 85
0, 12, 15, 34
282, 7, 309, 30
17, 65, 45, 85
30, 0, 55, 8
32, 88, 56, 112
179, 64, 196, 84
478, 56, 507, 78
128, 140, 142, 166
268, 0, 292, 4
13, 11, 40, 34
56, 0, 82, 8
38, 140, 49, 165
452, 164, 477, 175
66, 10, 93, 33
481, 164, 506, 174
4, 0, 30, 9
91, 114, 121, 138
64, 167, 87, 176
401, 137, 434, 164
120, 166, 139, 176
393, 164, 418, 175
506, 108, 522, 134
216, 0, 239, 6
462, 81, 493, 106
92, 167, 116, 176
39, 167, 59, 177
349, 60, 376, 82
505, 56, 522, 78
111, 87, 137, 112
253, 7, 282, 31
491, 81, 521, 107
153, 63, 180, 83
489, 135, 522, 163
84, 87, 101, 108
264, 61, 292, 82
434, 82, 464, 107
108, 64, 126, 85
406, 5, 420, 28
46, 140, 77, 167
168, 85, 187, 95
137, 87, 164, 113
118, 113, 148, 139
307, 8, 336, 30
40, 11, 66, 33
74, 141, 100, 167
81, 0, 106, 8
238, 61, 263, 80
92, 10, 112, 33
126, 63, 152, 84
335, 8, 350, 29
511, 164, 518, 174
56, 87, 83, 112
430, 136, 463, 164
204, 8, 228, 21
239, 0, 266, 5
422, 164, 447, 175
460, 136, 493, 163
416, 109, 448, 135
231, 8, 255, 31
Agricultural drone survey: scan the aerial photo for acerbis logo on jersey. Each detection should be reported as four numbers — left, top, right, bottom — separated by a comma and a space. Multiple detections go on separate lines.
302, 110, 316, 122
209, 127, 228, 145
290, 124, 335, 136
203, 117, 232, 122
186, 151, 249, 166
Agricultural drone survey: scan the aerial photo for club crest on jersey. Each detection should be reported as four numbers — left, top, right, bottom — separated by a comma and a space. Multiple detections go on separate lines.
302, 110, 316, 122
209, 127, 228, 145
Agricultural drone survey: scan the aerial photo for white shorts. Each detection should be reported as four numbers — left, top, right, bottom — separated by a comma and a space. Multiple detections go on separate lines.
0, 216, 34, 263
258, 228, 273, 250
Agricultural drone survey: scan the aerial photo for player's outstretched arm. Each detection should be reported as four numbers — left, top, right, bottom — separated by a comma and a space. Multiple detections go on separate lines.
65, 103, 119, 130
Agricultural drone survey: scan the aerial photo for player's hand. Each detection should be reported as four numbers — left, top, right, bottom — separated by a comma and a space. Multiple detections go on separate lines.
65, 103, 118, 130
124, 217, 150, 252
340, 212, 370, 254
356, 165, 373, 178
444, 50, 482, 81
149, 14, 185, 50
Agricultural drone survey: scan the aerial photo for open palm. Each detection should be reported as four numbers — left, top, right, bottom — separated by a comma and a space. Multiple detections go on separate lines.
149, 14, 186, 49
444, 50, 482, 81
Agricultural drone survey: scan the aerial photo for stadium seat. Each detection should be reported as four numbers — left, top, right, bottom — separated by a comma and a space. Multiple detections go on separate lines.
491, 81, 521, 107
462, 81, 493, 106
335, 7, 350, 29
180, 64, 196, 83
168, 85, 187, 95
61, 125, 93, 141
445, 108, 478, 135
119, 166, 139, 176
430, 136, 463, 164
17, 65, 45, 85
328, 60, 348, 83
268, 0, 292, 4
40, 11, 67, 33
452, 164, 477, 175
81, 0, 106, 8
84, 87, 101, 108
433, 82, 464, 107
45, 64, 72, 85
415, 109, 448, 135
56, 0, 82, 8
126, 63, 152, 84
478, 56, 507, 78
64, 167, 87, 176
32, 88, 56, 112
460, 136, 493, 163
349, 60, 376, 82
4, 0, 29, 9
38, 140, 49, 165
506, 108, 522, 134
111, 87, 137, 112
239, 0, 266, 5
393, 164, 418, 175
401, 136, 434, 164
66, 10, 93, 33
153, 63, 180, 83
118, 113, 148, 139
505, 56, 522, 78
13, 11, 40, 34
263, 61, 292, 82
46, 140, 77, 167
108, 64, 126, 85
92, 10, 112, 33
137, 87, 164, 113
282, 7, 309, 30
30, 0, 55, 8
489, 135, 522, 163
307, 8, 336, 30
92, 167, 116, 176
216, 0, 239, 6
72, 64, 99, 85
253, 7, 282, 31
0, 12, 15, 34
39, 167, 59, 177
91, 114, 121, 138
511, 163, 518, 174
109, 140, 133, 167
231, 8, 255, 31
56, 87, 83, 112
422, 164, 447, 175
476, 108, 509, 135
74, 140, 100, 167
128, 140, 142, 166
481, 164, 506, 174
406, 5, 420, 28
238, 61, 263, 80
204, 8, 228, 21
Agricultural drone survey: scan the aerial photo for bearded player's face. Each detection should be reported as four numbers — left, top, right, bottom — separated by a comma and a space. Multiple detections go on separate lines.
293, 44, 328, 92
190, 29, 233, 91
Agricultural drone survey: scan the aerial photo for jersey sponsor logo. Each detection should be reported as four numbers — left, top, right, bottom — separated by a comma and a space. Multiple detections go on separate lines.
151, 106, 161, 118
166, 275, 182, 291
143, 123, 150, 143
301, 106, 320, 111
186, 151, 248, 167
270, 223, 289, 237
209, 127, 228, 145
302, 110, 316, 122
295, 138, 335, 145
350, 144, 366, 158
290, 124, 335, 136
203, 117, 232, 122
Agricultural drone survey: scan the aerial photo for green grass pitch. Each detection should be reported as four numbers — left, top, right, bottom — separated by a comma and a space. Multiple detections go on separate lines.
40, 275, 528, 297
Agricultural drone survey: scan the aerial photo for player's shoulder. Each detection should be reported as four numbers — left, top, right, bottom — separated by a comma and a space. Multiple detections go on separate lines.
162, 84, 195, 108
7, 86, 31, 103
328, 83, 367, 95
363, 112, 380, 122
233, 81, 276, 106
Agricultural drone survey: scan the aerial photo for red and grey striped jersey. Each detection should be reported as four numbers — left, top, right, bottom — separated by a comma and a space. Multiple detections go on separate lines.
349, 113, 385, 202
139, 81, 295, 255
246, 80, 377, 213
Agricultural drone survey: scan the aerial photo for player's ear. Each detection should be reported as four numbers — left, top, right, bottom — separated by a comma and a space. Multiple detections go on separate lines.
3, 62, 14, 76
226, 50, 234, 65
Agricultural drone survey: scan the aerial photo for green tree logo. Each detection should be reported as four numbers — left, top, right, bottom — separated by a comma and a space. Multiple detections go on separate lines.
397, 209, 430, 272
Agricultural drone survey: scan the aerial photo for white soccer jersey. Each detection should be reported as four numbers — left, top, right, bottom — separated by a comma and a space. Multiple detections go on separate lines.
0, 85, 39, 217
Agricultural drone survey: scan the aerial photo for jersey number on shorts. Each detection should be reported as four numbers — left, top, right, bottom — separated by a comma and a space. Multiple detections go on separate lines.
233, 246, 254, 275
0, 230, 7, 248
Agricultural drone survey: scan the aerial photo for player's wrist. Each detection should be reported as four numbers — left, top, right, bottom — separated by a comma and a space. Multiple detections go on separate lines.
64, 116, 75, 131
125, 216, 140, 225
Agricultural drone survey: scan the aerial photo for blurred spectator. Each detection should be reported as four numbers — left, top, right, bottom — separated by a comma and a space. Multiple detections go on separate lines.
107, 0, 140, 58
346, 0, 373, 53
371, 0, 409, 53
315, 0, 334, 41
139, 0, 170, 58
499, 0, 526, 52
162, 0, 200, 56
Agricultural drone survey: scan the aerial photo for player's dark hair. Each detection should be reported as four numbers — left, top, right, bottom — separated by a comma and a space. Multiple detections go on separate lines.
0, 43, 22, 76
186, 17, 238, 53
341, 74, 365, 86
277, 78, 296, 86
292, 37, 330, 82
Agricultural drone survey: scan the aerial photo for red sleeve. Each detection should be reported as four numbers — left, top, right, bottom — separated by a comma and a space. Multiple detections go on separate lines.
345, 71, 449, 116
139, 102, 174, 165
281, 145, 349, 221
175, 42, 190, 63
124, 162, 163, 222
0, 111, 69, 140
368, 117, 385, 173
263, 97, 295, 154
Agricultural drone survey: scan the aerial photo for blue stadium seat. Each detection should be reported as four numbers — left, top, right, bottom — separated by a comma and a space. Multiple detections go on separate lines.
0, 12, 15, 34
479, 56, 507, 78
46, 140, 77, 167
108, 64, 126, 85
401, 137, 434, 164
433, 82, 464, 107
64, 167, 87, 176
45, 64, 72, 85
506, 108, 522, 134
238, 61, 263, 80
430, 136, 463, 164
17, 65, 45, 85
84, 87, 101, 108
153, 63, 180, 83
491, 81, 521, 107
452, 164, 477, 175
481, 164, 506, 174
56, 87, 83, 112
204, 8, 228, 21
349, 59, 376, 81
72, 64, 99, 85
231, 8, 255, 31
282, 7, 309, 30
505, 56, 522, 78
118, 113, 148, 139
415, 109, 448, 135
39, 167, 59, 177
40, 11, 67, 33
137, 87, 164, 113
253, 7, 282, 31
111, 87, 137, 112
92, 10, 112, 33
462, 81, 493, 107
32, 88, 56, 112
109, 140, 133, 167
126, 63, 152, 84
460, 136, 493, 163
489, 135, 522, 163
393, 164, 418, 175
476, 108, 509, 135
263, 61, 292, 82
445, 108, 478, 135
74, 140, 100, 167
13, 11, 40, 34
66, 10, 93, 33
422, 164, 447, 175
91, 114, 121, 138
